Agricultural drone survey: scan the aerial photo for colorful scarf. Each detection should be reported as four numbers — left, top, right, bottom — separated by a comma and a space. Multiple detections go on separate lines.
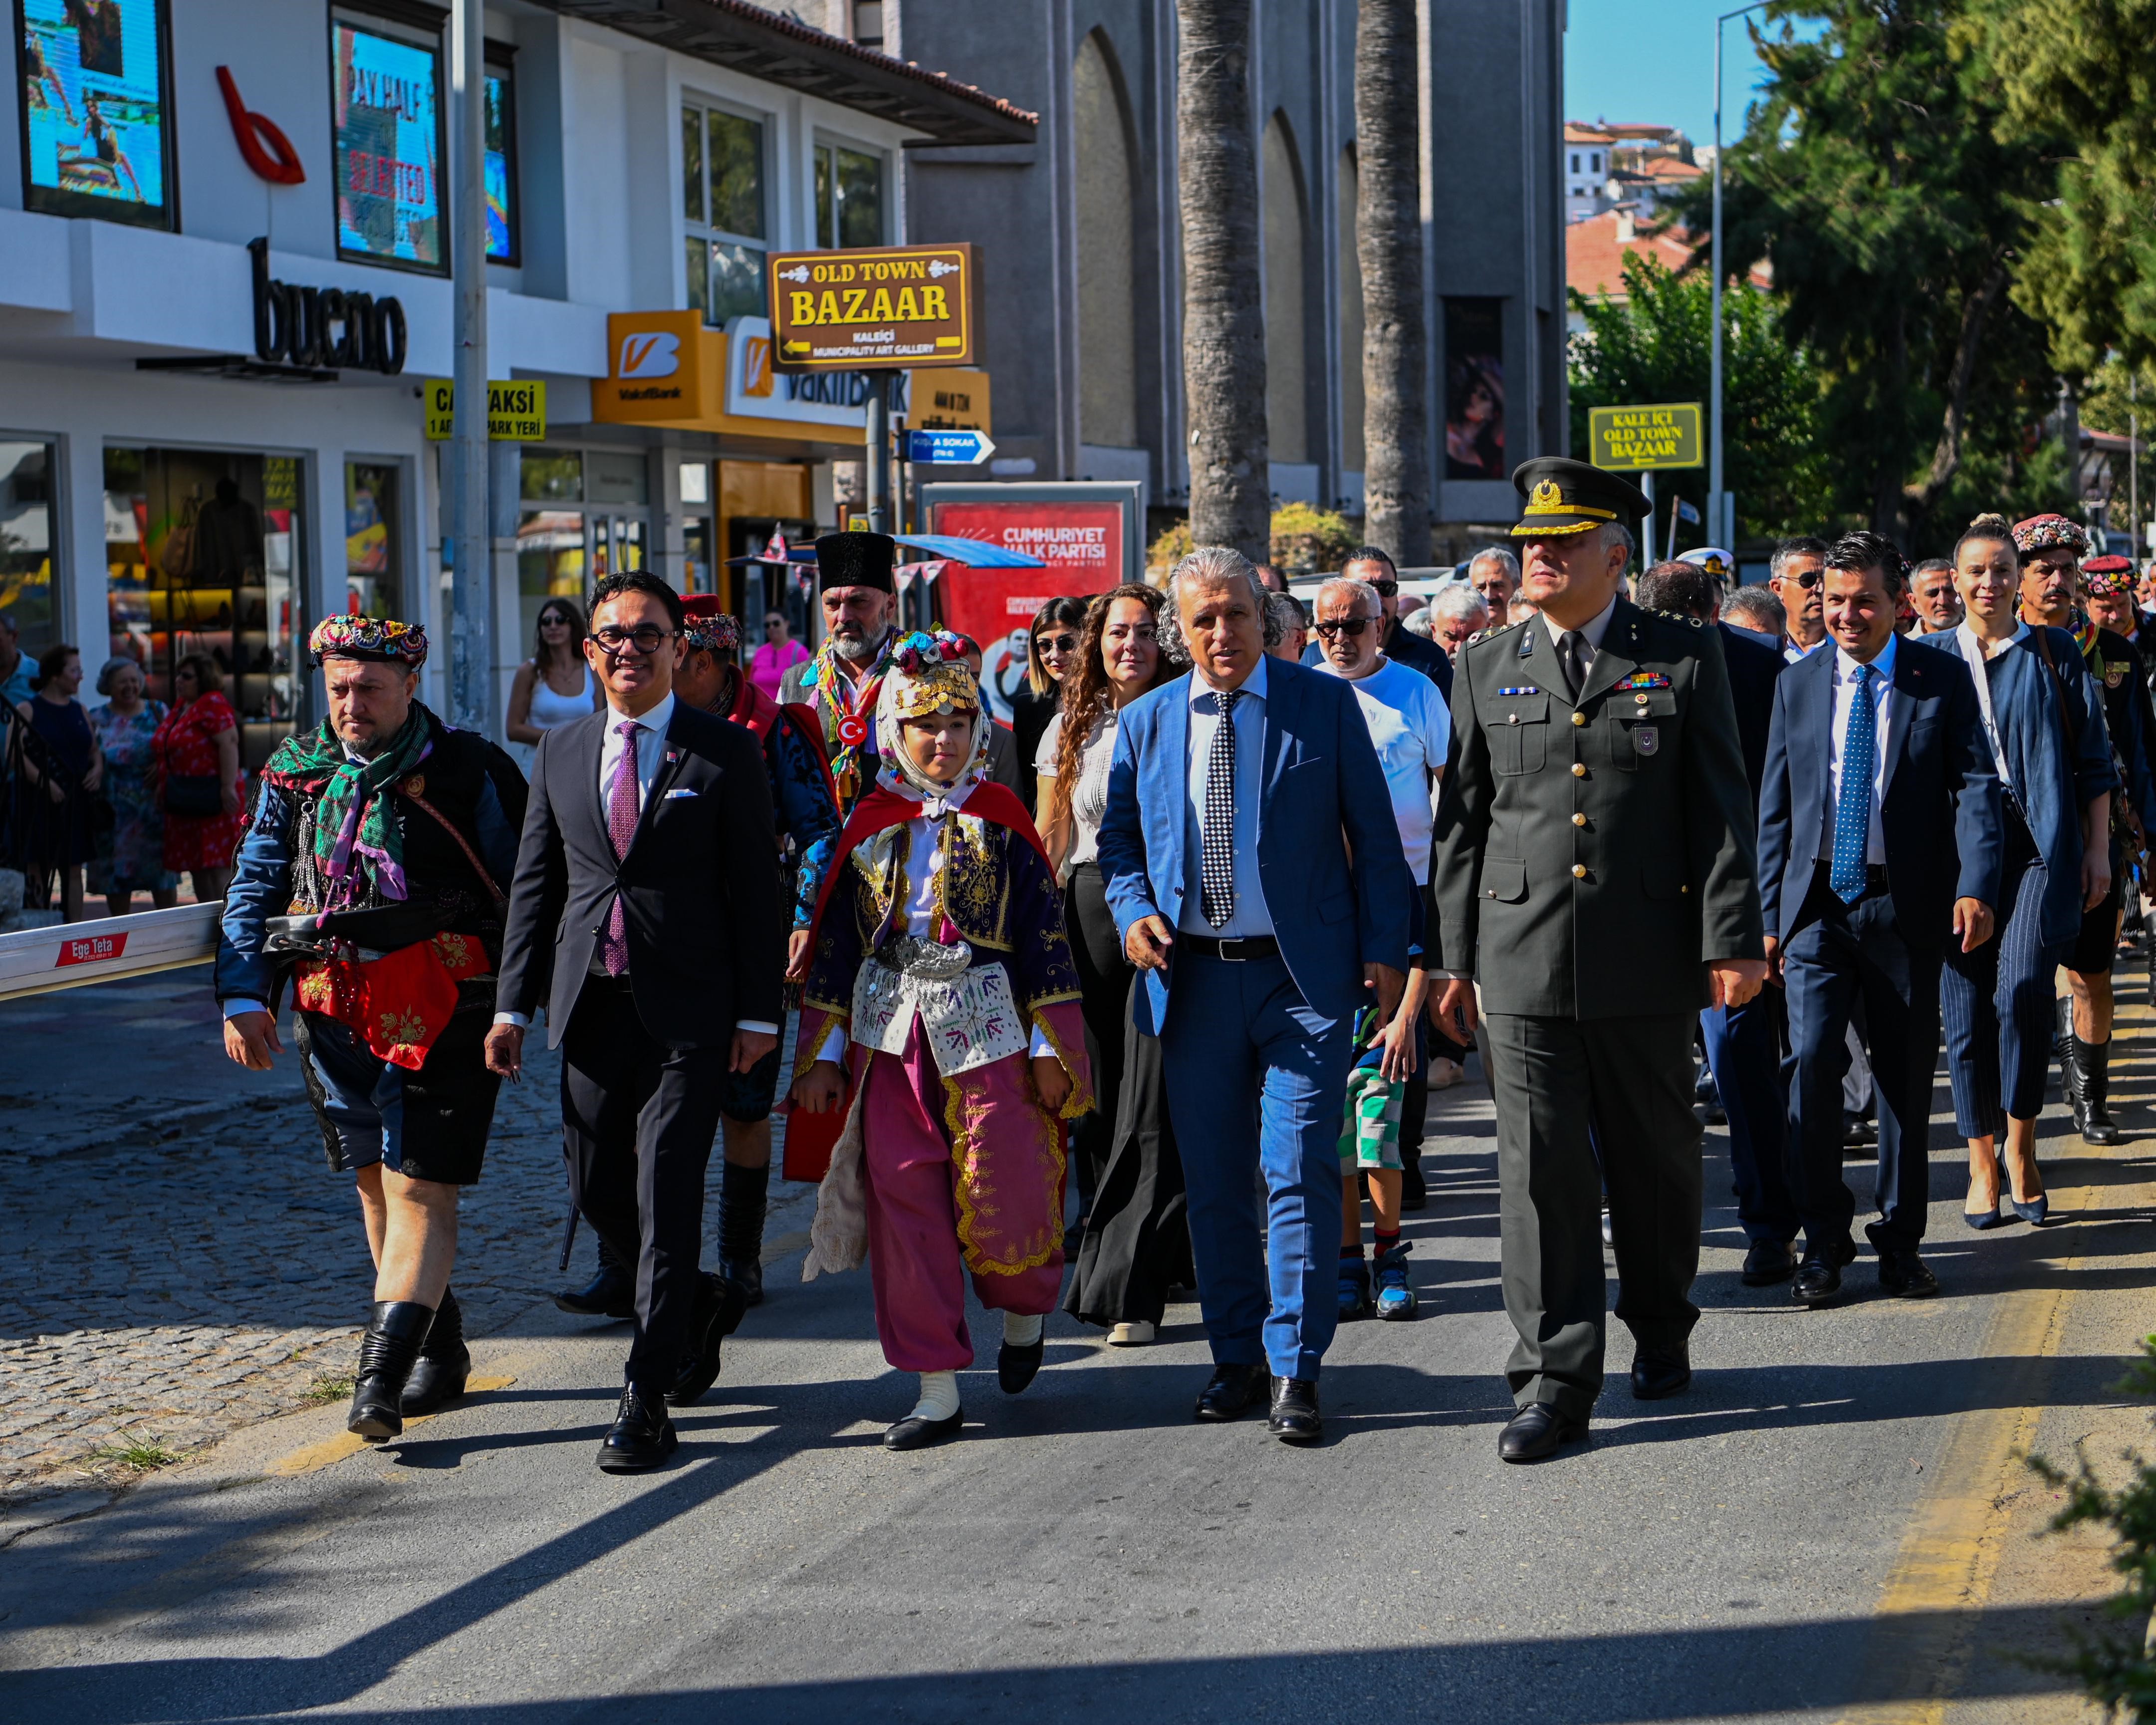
799, 631, 898, 805
259, 704, 434, 906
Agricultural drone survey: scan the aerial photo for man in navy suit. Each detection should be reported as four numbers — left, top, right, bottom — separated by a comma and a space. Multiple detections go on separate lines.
1640, 559, 1803, 1283
1757, 531, 2002, 1306
1099, 546, 1414, 1445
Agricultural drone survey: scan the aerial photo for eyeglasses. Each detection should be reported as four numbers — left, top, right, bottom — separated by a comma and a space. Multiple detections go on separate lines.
539, 612, 573, 628
589, 625, 676, 655
1781, 570, 1823, 589
1038, 633, 1080, 655
1314, 617, 1375, 639
1369, 579, 1399, 598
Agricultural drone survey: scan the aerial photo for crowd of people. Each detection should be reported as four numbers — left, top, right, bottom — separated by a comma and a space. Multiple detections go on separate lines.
204, 456, 2154, 1474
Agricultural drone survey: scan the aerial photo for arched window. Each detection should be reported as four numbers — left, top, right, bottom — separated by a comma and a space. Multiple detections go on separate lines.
1338, 143, 1363, 474
1262, 112, 1309, 465
1074, 31, 1138, 450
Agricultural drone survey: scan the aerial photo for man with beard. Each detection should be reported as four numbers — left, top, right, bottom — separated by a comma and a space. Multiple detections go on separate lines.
2015, 515, 2156, 1145
781, 532, 902, 811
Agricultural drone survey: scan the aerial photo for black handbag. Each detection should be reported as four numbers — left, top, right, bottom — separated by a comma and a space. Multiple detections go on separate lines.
164, 773, 224, 817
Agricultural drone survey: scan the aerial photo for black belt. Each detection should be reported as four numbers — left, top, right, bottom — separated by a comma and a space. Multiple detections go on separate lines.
1814, 861, 1890, 890
1179, 932, 1280, 962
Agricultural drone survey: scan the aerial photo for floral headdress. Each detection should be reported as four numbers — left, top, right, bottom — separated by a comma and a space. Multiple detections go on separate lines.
2011, 514, 2089, 559
874, 631, 987, 807
680, 598, 741, 655
2082, 555, 2136, 596
309, 615, 428, 668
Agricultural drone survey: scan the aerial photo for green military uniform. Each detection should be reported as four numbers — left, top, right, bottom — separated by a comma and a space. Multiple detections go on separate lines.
1428, 458, 1763, 1424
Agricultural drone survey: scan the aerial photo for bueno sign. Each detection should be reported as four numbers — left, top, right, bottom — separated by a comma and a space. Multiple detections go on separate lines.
767, 243, 977, 372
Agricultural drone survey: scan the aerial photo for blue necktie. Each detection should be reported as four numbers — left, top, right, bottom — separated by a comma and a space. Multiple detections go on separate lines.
1831, 663, 1877, 903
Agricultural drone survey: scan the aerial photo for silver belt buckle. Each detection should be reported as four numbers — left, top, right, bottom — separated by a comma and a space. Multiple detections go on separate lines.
1218, 937, 1253, 962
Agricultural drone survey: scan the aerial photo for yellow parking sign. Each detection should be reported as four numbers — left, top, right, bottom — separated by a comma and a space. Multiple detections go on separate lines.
425, 379, 548, 441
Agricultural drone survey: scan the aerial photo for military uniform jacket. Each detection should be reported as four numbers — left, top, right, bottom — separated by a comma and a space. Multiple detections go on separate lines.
1427, 597, 1763, 1019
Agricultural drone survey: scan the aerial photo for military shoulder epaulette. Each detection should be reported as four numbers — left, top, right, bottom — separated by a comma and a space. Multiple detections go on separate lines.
1647, 607, 1704, 628
1465, 619, 1524, 650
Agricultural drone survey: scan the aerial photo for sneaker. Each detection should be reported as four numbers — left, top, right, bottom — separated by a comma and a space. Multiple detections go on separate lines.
1106, 1320, 1156, 1346
1337, 1258, 1372, 1322
1373, 1243, 1417, 1321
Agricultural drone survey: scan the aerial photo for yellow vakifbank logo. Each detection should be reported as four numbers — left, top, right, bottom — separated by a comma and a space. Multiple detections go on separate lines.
1587, 402, 1703, 472
424, 379, 547, 441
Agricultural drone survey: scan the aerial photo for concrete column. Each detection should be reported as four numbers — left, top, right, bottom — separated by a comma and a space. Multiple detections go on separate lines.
60, 428, 108, 658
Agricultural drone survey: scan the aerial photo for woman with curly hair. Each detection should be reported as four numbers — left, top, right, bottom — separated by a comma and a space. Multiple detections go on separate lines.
1038, 584, 1193, 1345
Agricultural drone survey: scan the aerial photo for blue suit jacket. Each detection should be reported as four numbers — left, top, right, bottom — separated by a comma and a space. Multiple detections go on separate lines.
1756, 636, 2003, 950
1718, 620, 1784, 809
1098, 657, 1415, 1032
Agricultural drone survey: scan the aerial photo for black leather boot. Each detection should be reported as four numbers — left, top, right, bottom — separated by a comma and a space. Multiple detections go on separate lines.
401, 1285, 470, 1416
717, 1159, 770, 1306
2075, 1034, 2123, 1145
554, 1235, 635, 1319
348, 1300, 435, 1441
2057, 997, 2086, 1110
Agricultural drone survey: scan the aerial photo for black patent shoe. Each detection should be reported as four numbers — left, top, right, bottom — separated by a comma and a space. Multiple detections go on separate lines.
1193, 1362, 1269, 1423
1791, 1235, 1858, 1307
1629, 1347, 1691, 1400
1867, 1224, 1940, 1298
553, 1252, 634, 1320
997, 1337, 1045, 1394
401, 1285, 469, 1417
1497, 1403, 1589, 1463
1740, 1240, 1798, 1286
348, 1299, 435, 1442
884, 1408, 963, 1451
667, 1272, 748, 1407
597, 1386, 678, 1473
1267, 1376, 1323, 1445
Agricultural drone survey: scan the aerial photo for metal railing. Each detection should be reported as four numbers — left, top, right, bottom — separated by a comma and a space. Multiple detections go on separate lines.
0, 901, 222, 1001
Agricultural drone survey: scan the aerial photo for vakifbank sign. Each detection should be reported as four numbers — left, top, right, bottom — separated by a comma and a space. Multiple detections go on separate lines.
1586, 402, 1704, 472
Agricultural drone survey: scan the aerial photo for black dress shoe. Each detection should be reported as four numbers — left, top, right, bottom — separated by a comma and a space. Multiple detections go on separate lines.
1267, 1376, 1323, 1445
1497, 1403, 1589, 1463
597, 1386, 678, 1473
884, 1408, 963, 1451
1741, 1239, 1798, 1286
553, 1247, 634, 1319
1866, 1224, 1940, 1298
348, 1299, 435, 1442
1193, 1362, 1269, 1422
998, 1337, 1045, 1394
1630, 1347, 1691, 1400
401, 1285, 469, 1416
1791, 1236, 1858, 1307
667, 1272, 748, 1406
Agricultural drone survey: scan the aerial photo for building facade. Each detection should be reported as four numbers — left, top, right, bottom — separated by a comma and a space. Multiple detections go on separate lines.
0, 0, 1026, 751
898, 0, 1568, 561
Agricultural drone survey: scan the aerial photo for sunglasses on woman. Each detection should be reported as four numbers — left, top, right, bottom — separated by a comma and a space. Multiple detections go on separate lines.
1037, 633, 1080, 655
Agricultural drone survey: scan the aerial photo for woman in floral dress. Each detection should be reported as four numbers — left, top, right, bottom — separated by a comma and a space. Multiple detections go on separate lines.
153, 653, 244, 901
87, 656, 178, 915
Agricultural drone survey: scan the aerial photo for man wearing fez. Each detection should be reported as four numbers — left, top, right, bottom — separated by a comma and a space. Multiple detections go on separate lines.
781, 531, 904, 810
1428, 458, 1765, 1463
217, 617, 526, 1442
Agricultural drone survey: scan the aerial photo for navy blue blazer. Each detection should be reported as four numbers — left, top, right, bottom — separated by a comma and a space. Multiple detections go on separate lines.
1756, 636, 2003, 950
1097, 656, 1415, 1031
1718, 620, 1783, 809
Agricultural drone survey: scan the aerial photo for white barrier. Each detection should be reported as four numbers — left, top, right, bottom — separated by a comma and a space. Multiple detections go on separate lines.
0, 901, 223, 1001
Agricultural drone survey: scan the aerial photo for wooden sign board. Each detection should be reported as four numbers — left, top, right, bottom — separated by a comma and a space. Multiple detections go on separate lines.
767, 243, 977, 371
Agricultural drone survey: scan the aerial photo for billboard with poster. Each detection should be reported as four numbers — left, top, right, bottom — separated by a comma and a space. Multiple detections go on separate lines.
15, 0, 176, 229
922, 482, 1143, 723
331, 7, 446, 273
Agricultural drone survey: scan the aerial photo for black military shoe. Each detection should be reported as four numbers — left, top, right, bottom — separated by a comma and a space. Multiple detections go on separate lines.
1193, 1362, 1268, 1423
1792, 1235, 1858, 1307
1497, 1403, 1589, 1463
1741, 1240, 1798, 1286
597, 1387, 677, 1473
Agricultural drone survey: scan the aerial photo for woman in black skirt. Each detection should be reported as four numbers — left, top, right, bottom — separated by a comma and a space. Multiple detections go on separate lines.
1011, 596, 1087, 817
1037, 583, 1192, 1345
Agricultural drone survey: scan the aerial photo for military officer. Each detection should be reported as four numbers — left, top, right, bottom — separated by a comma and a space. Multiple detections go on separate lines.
1428, 457, 1767, 1464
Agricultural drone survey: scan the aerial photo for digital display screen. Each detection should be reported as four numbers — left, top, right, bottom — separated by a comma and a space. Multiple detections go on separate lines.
15, 0, 174, 228
484, 62, 516, 263
332, 13, 445, 272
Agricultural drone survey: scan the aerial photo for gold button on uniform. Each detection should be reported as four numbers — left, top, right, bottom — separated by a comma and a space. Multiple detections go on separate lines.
1508, 713, 1519, 725
1572, 812, 1587, 827
1572, 762, 1587, 777
1571, 712, 1587, 727
1572, 864, 1587, 878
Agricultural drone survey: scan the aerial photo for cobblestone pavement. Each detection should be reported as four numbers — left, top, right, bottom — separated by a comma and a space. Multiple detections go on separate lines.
0, 970, 813, 1505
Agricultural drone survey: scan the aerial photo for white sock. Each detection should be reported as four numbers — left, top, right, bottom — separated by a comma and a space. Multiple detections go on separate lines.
909, 1369, 961, 1423
1002, 1311, 1043, 1347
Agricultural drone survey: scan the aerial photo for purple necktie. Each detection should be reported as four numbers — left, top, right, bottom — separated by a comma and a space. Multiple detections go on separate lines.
600, 718, 640, 976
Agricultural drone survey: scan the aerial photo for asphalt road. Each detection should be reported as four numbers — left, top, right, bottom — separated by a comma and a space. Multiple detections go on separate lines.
1, 994, 2149, 1725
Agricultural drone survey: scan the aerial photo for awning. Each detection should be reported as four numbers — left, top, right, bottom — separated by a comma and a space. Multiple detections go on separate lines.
527, 0, 1037, 146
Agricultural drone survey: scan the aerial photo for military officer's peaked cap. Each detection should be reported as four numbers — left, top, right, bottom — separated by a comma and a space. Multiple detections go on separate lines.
1508, 457, 1650, 539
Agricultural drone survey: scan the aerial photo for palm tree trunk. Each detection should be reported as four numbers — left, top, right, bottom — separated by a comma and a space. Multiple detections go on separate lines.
1177, 0, 1269, 560
1354, 0, 1429, 566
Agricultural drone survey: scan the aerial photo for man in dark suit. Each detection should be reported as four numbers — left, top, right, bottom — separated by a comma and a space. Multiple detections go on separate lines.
1637, 559, 1802, 1283
1100, 546, 1413, 1446
1757, 531, 2001, 1307
1430, 464, 1765, 1464
488, 571, 786, 1471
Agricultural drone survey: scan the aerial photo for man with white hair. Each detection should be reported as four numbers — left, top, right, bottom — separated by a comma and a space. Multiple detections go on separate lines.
1467, 546, 1520, 616
1336, 545, 1452, 698
1430, 585, 1491, 659
1099, 547, 1414, 1445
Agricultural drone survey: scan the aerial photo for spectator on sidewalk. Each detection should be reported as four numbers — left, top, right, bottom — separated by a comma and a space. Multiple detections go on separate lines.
86, 656, 177, 918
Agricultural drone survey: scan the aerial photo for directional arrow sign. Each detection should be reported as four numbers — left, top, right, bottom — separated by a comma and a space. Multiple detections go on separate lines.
904, 428, 996, 465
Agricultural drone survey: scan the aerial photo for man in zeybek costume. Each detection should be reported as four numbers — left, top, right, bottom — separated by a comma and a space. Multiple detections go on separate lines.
781, 531, 905, 811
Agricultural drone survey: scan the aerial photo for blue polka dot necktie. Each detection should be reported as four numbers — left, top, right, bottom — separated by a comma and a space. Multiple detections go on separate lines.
1200, 689, 1240, 928
1831, 663, 1876, 904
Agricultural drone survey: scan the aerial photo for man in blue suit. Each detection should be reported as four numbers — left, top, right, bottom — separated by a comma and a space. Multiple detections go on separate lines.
1099, 546, 1414, 1445
1757, 531, 2002, 1306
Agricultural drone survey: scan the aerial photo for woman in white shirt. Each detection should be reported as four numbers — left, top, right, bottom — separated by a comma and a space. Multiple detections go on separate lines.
1039, 583, 1189, 1346
505, 598, 602, 762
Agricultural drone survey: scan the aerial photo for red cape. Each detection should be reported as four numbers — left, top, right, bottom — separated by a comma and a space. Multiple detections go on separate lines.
725, 667, 840, 810
803, 777, 1048, 955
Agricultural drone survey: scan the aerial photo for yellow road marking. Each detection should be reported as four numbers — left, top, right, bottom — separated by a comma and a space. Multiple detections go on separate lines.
264, 1376, 516, 1478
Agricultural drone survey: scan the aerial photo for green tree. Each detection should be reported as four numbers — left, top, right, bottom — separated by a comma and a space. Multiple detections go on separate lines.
1568, 253, 1835, 547
1703, 0, 2064, 549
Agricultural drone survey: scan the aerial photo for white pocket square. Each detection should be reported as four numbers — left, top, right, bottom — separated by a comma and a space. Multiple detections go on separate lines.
663, 787, 699, 800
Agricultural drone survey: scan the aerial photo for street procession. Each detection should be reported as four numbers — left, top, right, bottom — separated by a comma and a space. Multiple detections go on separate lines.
5, 0, 2156, 1719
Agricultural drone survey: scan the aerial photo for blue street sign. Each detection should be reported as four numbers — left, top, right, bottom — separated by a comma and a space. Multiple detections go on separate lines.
904, 428, 996, 465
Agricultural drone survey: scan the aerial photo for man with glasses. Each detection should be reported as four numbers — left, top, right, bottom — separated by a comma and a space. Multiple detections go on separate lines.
1334, 545, 1453, 700
1770, 536, 1831, 662
489, 570, 786, 1472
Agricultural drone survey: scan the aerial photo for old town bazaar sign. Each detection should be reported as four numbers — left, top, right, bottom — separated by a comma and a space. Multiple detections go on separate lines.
767, 243, 977, 371
1586, 402, 1704, 471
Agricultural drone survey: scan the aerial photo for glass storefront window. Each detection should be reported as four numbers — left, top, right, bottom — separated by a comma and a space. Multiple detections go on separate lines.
0, 441, 59, 662
814, 140, 884, 248
520, 450, 582, 502
587, 451, 648, 505
516, 509, 584, 647
103, 447, 302, 765
683, 98, 766, 325
344, 461, 402, 619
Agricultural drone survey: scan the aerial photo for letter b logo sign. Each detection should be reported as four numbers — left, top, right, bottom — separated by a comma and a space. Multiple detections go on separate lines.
618, 332, 681, 380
